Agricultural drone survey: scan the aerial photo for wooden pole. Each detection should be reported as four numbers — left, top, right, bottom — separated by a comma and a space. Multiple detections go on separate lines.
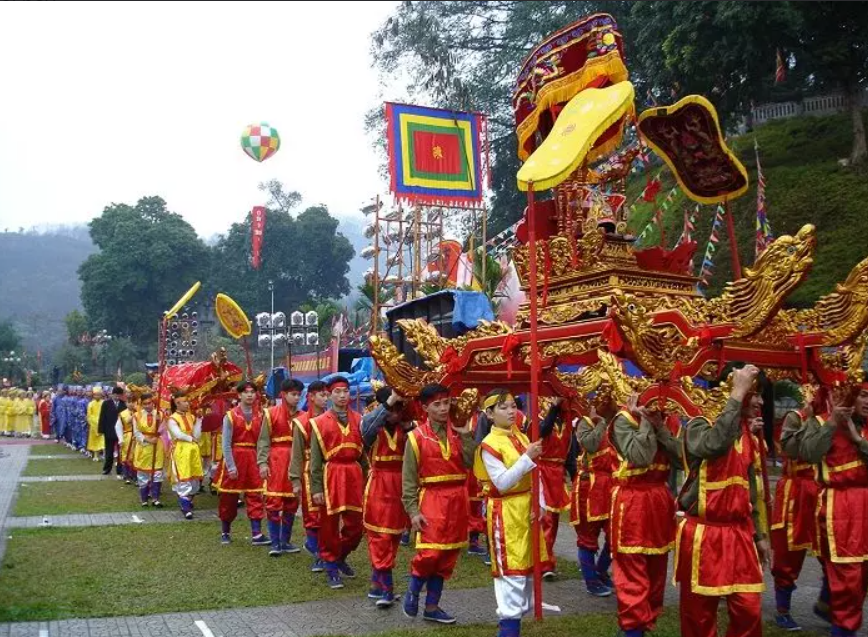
372, 195, 380, 334
723, 200, 742, 279
526, 183, 543, 621
481, 204, 487, 289
413, 205, 422, 298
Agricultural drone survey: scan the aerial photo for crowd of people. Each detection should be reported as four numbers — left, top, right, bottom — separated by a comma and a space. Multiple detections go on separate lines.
7, 364, 868, 637
0, 387, 51, 438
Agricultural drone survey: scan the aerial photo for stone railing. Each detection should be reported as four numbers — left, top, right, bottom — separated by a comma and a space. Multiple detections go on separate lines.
752, 90, 868, 126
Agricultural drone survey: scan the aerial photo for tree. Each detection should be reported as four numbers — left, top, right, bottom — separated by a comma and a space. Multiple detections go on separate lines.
791, 2, 868, 165
258, 180, 302, 214
78, 196, 209, 346
631, 2, 801, 127
106, 336, 139, 378
64, 310, 89, 345
0, 319, 21, 353
209, 203, 354, 315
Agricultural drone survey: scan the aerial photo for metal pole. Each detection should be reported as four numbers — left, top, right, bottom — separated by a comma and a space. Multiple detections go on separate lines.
373, 195, 380, 334
413, 205, 421, 297
269, 280, 275, 372
526, 183, 543, 621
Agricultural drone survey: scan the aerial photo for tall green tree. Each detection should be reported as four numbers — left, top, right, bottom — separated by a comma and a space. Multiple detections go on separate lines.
209, 202, 354, 317
64, 310, 89, 345
791, 2, 868, 165
0, 319, 21, 353
79, 197, 209, 346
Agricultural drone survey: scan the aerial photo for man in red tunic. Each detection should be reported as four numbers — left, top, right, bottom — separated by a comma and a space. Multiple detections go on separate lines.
771, 384, 830, 630
401, 384, 477, 624
536, 397, 574, 580
801, 380, 868, 637
361, 386, 414, 607
609, 394, 682, 637
213, 380, 269, 546
289, 379, 329, 571
259, 378, 304, 557
573, 398, 617, 596
675, 365, 770, 637
309, 375, 365, 589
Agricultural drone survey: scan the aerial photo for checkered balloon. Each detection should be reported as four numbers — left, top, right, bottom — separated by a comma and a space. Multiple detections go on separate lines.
240, 123, 280, 162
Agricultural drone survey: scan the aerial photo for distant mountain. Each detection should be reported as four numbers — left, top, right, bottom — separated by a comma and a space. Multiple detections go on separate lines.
0, 229, 95, 356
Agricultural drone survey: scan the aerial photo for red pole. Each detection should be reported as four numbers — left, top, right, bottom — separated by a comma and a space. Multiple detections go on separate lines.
242, 337, 254, 379
723, 200, 742, 279
526, 183, 543, 621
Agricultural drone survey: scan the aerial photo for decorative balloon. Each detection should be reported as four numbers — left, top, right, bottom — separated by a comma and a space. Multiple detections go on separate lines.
240, 123, 280, 162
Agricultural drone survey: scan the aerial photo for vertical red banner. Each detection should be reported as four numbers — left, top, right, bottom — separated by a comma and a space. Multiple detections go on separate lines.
251, 206, 266, 269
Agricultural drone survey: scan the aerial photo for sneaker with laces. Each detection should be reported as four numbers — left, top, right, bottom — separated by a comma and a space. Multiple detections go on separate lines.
327, 572, 344, 589
423, 608, 457, 624
376, 590, 396, 608
586, 579, 613, 597
774, 613, 802, 632
402, 591, 419, 618
337, 561, 356, 578
220, 533, 231, 545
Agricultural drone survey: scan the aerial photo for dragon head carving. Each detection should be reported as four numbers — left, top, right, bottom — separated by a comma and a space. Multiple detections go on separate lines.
723, 224, 815, 338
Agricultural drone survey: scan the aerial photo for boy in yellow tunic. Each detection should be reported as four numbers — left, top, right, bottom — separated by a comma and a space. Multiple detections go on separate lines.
167, 390, 203, 519
474, 389, 546, 637
86, 387, 105, 461
116, 399, 138, 484
22, 390, 36, 436
133, 393, 165, 507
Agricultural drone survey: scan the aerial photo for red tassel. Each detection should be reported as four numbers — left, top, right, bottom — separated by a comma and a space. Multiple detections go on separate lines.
500, 334, 522, 379
602, 320, 624, 353
440, 346, 464, 374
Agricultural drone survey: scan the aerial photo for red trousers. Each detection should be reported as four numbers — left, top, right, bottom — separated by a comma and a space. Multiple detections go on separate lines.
218, 492, 264, 522
576, 518, 608, 551
367, 530, 402, 570
318, 510, 363, 563
541, 511, 560, 571
411, 548, 460, 580
468, 499, 486, 534
826, 560, 868, 632
679, 586, 761, 637
613, 552, 668, 632
265, 495, 299, 522
770, 527, 807, 590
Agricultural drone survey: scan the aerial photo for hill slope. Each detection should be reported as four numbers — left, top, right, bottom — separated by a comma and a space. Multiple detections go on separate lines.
625, 110, 868, 307
0, 231, 95, 354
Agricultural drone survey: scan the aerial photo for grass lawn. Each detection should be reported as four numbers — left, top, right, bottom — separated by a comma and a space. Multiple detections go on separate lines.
22, 443, 83, 457
0, 522, 551, 621
22, 458, 106, 477
342, 610, 823, 637
13, 481, 220, 517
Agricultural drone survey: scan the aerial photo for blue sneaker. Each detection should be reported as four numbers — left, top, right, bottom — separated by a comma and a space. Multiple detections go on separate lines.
586, 579, 613, 597
311, 558, 325, 573
281, 542, 301, 554
251, 533, 271, 546
423, 608, 457, 624
220, 533, 231, 545
598, 570, 614, 588
337, 561, 356, 578
774, 613, 801, 631
327, 572, 344, 589
368, 587, 384, 600
376, 590, 396, 608
402, 591, 419, 618
467, 544, 488, 557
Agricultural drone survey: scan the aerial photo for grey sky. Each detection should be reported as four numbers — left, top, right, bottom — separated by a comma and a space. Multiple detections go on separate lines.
0, 1, 397, 236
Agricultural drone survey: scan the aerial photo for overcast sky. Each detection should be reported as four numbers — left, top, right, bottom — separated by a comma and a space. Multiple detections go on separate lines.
0, 1, 398, 237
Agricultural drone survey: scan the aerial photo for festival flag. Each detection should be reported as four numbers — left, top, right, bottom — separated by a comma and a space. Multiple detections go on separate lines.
385, 102, 486, 208
251, 206, 266, 269
698, 205, 725, 289
754, 140, 773, 258
775, 49, 787, 85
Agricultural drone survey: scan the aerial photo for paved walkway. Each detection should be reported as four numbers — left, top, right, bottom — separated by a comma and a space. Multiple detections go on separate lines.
0, 442, 853, 636
19, 475, 111, 483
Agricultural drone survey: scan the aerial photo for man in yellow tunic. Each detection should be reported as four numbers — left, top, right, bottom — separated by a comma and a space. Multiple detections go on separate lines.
474, 389, 545, 637
117, 397, 139, 484
86, 387, 105, 461
167, 390, 203, 519
133, 393, 165, 507
13, 390, 30, 436
0, 389, 9, 435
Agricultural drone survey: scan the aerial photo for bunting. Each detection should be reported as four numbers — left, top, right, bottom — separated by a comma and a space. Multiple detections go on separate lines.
698, 204, 725, 289
755, 139, 773, 258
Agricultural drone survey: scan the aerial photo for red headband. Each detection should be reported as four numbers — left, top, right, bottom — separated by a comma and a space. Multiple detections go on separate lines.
328, 380, 349, 391
422, 391, 450, 406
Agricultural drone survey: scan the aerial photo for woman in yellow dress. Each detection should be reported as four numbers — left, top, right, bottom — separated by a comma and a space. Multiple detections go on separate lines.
86, 387, 105, 461
14, 390, 31, 437
167, 390, 203, 519
474, 389, 546, 637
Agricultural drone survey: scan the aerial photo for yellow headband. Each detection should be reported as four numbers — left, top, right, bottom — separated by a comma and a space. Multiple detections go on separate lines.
483, 392, 514, 411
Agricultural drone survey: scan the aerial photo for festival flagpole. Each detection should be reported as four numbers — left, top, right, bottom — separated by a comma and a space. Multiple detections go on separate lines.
526, 182, 543, 621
